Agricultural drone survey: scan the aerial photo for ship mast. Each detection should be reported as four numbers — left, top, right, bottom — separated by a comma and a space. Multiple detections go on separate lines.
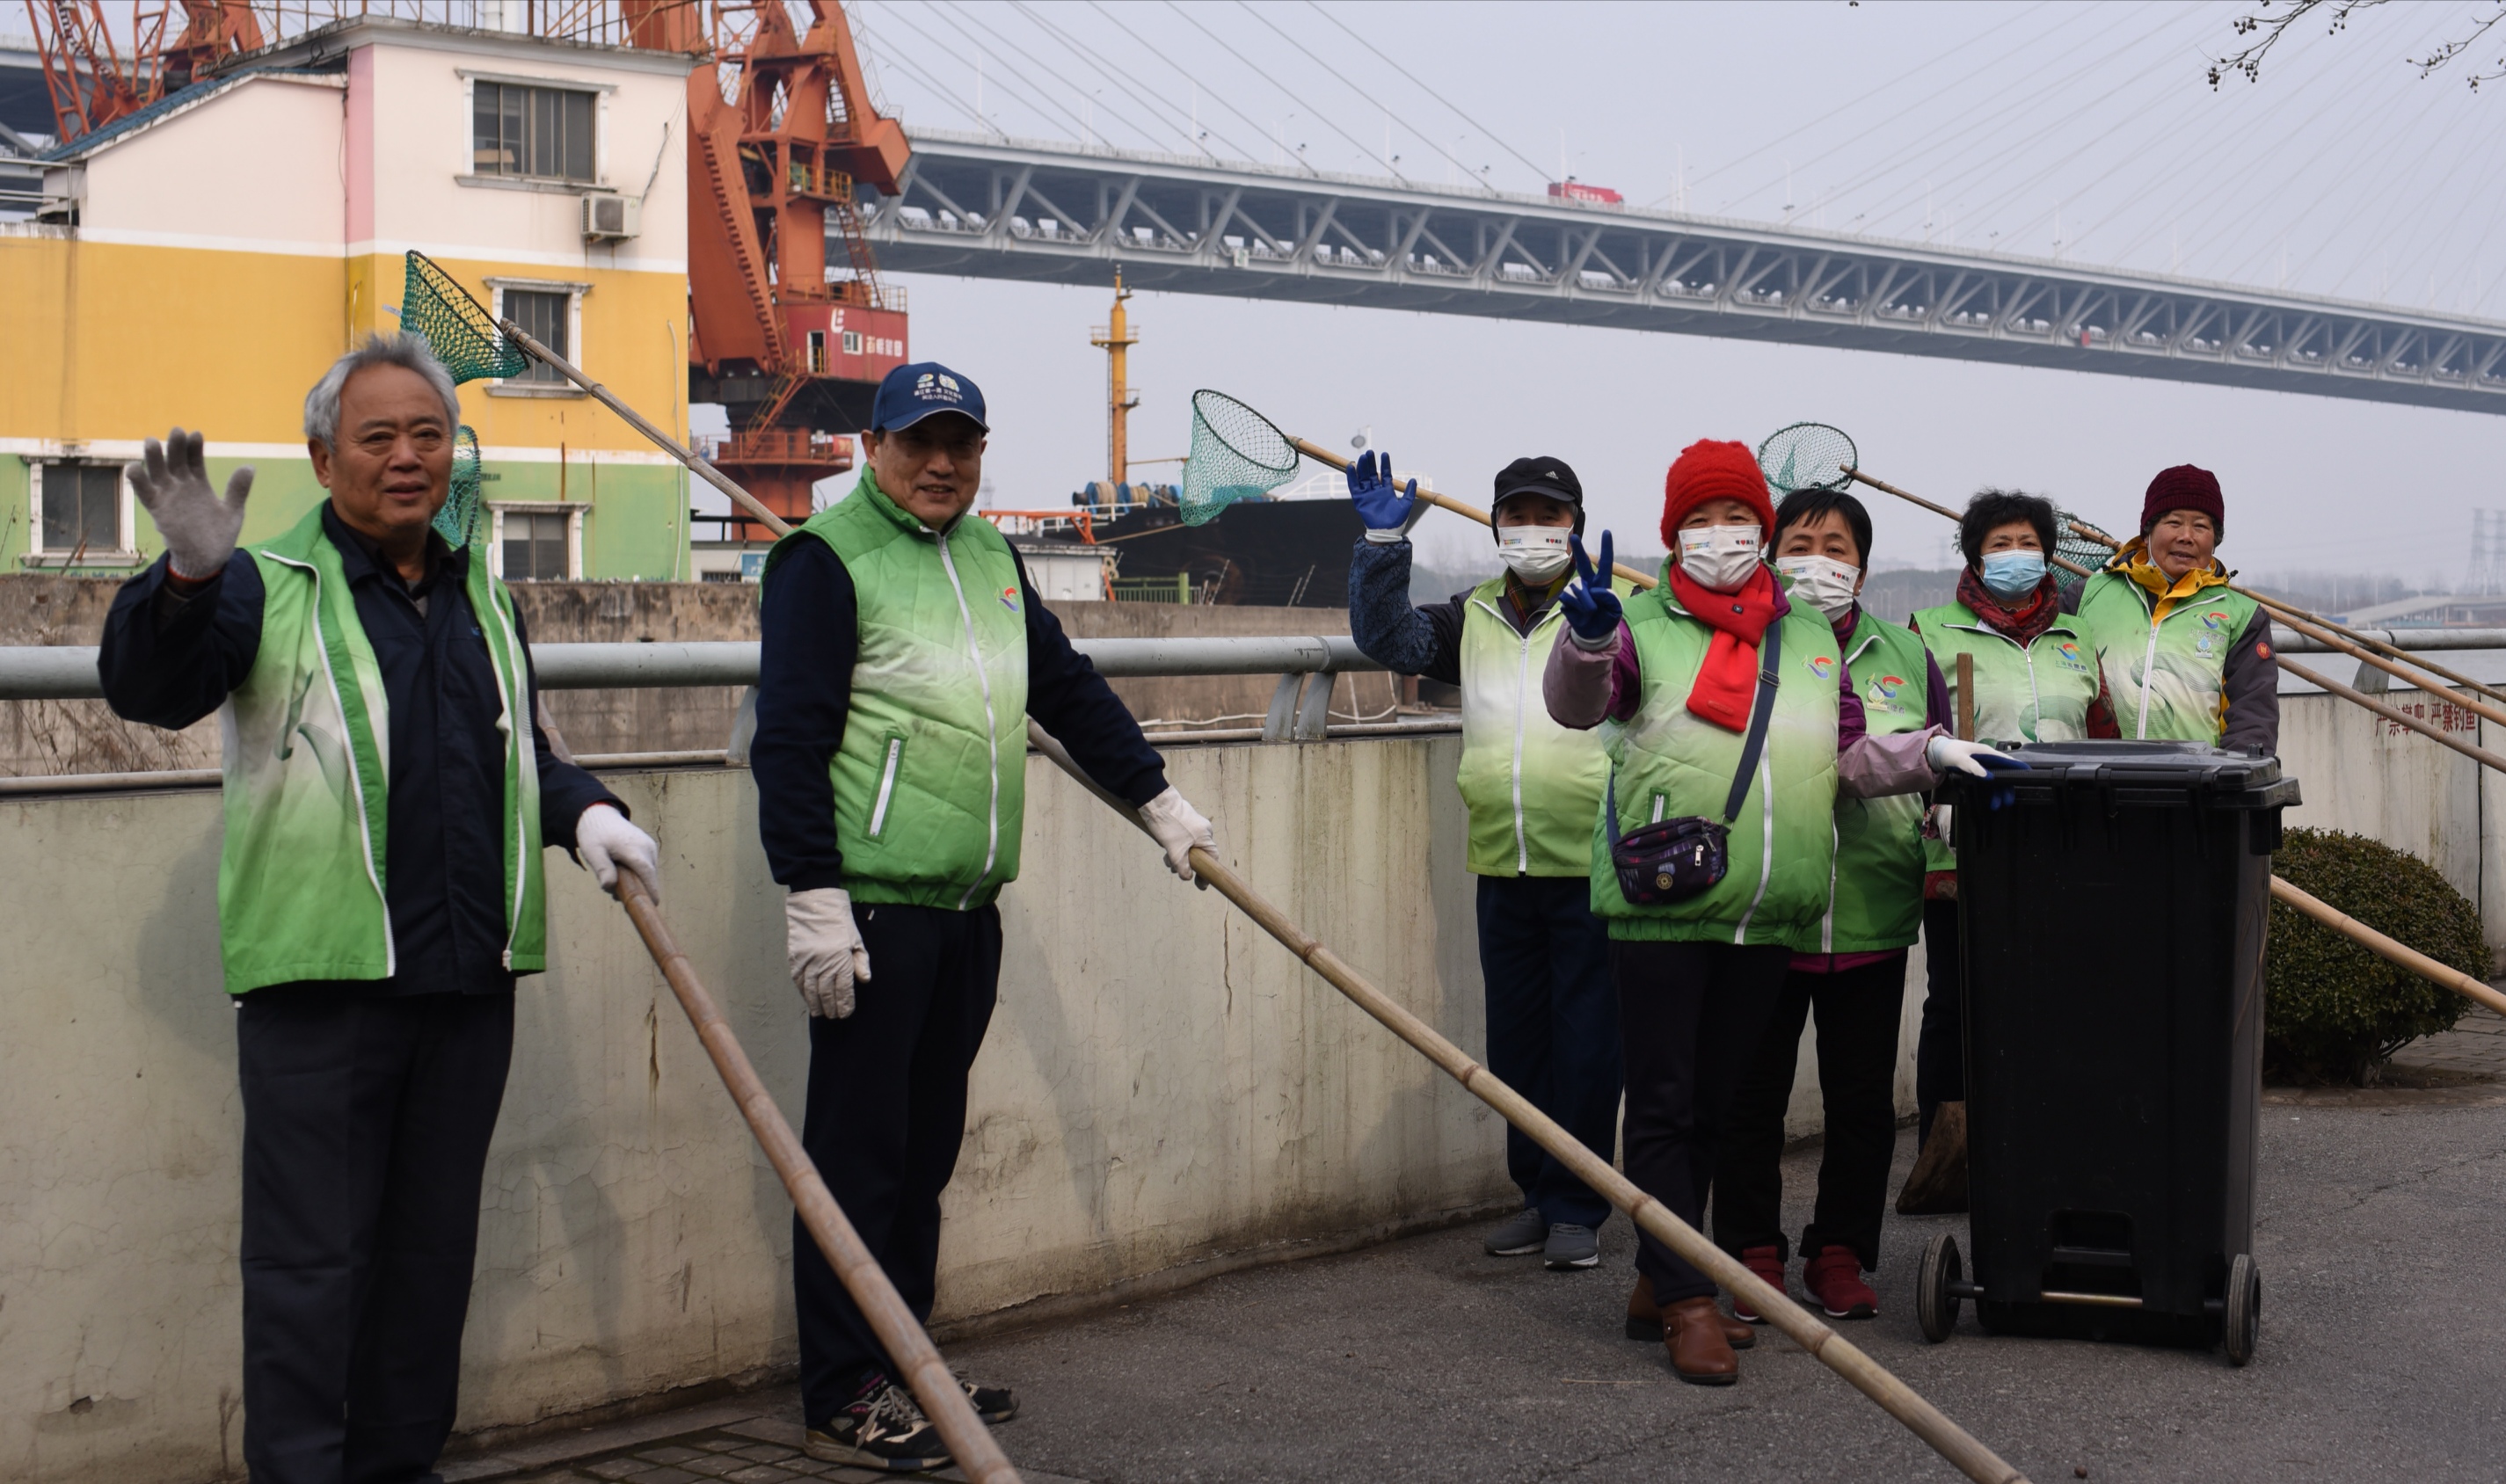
1089, 266, 1139, 486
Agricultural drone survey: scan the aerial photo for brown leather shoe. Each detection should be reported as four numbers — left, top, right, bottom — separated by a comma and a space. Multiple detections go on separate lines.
1664, 1297, 1740, 1385
1627, 1274, 1753, 1348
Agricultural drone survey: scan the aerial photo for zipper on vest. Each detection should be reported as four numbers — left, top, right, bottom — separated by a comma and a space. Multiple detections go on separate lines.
1510, 619, 1533, 874
869, 733, 906, 838
2136, 602, 2162, 739
481, 578, 531, 970
1820, 815, 1839, 953
934, 530, 1002, 910
1732, 751, 1777, 945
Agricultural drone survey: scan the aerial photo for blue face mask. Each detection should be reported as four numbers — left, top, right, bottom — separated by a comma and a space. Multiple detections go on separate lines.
1980, 549, 2047, 600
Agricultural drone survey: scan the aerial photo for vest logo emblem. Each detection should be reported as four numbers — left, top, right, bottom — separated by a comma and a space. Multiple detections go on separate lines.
1000, 585, 1021, 613
2197, 637, 2214, 653
2201, 609, 2231, 629
2055, 640, 2089, 672
1869, 674, 1905, 700
1809, 656, 1835, 680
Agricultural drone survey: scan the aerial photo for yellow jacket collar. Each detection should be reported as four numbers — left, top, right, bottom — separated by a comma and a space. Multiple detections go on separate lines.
2112, 535, 2229, 604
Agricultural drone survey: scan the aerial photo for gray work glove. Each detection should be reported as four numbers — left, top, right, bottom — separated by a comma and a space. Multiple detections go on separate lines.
126, 427, 252, 580
788, 887, 871, 1018
576, 804, 661, 904
1140, 787, 1217, 884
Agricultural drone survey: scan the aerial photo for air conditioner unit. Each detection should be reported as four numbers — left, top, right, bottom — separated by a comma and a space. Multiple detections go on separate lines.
581, 193, 639, 241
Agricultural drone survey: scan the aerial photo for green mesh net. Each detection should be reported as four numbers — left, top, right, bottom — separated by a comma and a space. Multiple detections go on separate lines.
433, 426, 484, 549
1755, 422, 1860, 496
1182, 389, 1301, 527
2053, 508, 2120, 578
402, 251, 525, 384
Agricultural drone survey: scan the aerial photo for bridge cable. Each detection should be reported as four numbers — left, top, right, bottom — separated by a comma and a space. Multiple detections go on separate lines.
1009, 0, 1265, 164
931, 0, 1187, 154
1299, 0, 1552, 192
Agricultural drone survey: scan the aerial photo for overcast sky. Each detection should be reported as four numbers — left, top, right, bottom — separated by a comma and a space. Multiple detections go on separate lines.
827, 0, 2506, 586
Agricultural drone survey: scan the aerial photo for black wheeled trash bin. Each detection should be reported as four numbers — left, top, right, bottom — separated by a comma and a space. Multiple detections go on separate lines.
1913, 740, 2299, 1366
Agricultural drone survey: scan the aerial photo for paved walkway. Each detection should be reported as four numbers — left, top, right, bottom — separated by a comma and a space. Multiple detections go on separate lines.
447, 1095, 2506, 1484
2386, 1004, 2506, 1081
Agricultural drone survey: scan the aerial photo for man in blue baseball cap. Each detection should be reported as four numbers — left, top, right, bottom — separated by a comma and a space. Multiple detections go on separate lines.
751, 360, 1218, 1469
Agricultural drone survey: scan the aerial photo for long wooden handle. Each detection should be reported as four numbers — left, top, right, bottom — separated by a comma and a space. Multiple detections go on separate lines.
2269, 875, 2506, 1016
612, 876, 1021, 1484
2272, 654, 2506, 775
1286, 436, 1660, 590
2262, 606, 2506, 730
1024, 722, 2029, 1484
2240, 586, 2506, 708
499, 319, 796, 541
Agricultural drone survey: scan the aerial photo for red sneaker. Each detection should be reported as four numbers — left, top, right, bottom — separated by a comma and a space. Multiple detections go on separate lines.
1803, 1245, 1877, 1320
1730, 1244, 1786, 1323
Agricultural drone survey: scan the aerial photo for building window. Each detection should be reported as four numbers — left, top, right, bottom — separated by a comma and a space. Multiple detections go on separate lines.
502, 510, 572, 580
30, 461, 130, 562
472, 81, 595, 182
841, 329, 863, 355
502, 287, 571, 383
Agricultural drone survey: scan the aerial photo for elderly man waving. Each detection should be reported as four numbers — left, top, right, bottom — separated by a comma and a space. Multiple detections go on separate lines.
753, 360, 1216, 1471
98, 333, 659, 1484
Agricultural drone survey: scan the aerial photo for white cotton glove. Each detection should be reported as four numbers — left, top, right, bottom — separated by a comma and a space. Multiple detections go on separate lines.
788, 887, 871, 1019
126, 428, 252, 579
1140, 787, 1217, 884
1926, 735, 2014, 779
576, 804, 661, 904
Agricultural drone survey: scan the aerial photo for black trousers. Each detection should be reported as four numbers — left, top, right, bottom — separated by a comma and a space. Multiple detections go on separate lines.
1477, 875, 1621, 1229
237, 988, 515, 1484
796, 902, 1002, 1425
1713, 952, 1910, 1272
1614, 940, 1791, 1304
1915, 898, 1964, 1146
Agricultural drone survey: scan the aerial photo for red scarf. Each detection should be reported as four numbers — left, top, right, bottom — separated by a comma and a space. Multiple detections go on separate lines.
1666, 564, 1785, 731
1956, 566, 2060, 644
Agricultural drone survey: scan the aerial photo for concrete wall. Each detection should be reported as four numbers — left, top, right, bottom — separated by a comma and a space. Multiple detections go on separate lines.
0, 737, 1509, 1484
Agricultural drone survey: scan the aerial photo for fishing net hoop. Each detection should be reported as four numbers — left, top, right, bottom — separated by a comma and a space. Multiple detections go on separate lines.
1181, 389, 1302, 527
433, 426, 484, 549
402, 251, 527, 385
2052, 507, 2120, 577
1755, 421, 1860, 497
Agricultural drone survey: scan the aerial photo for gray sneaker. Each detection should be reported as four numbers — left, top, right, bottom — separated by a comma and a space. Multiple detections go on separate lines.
1483, 1207, 1547, 1256
1543, 1223, 1600, 1269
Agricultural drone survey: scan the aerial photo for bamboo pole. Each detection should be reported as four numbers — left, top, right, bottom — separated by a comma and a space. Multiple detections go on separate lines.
1839, 469, 2506, 773
1024, 722, 2030, 1484
2269, 876, 2506, 1017
1285, 436, 1661, 591
612, 876, 1020, 1484
498, 319, 798, 542
2262, 606, 2506, 730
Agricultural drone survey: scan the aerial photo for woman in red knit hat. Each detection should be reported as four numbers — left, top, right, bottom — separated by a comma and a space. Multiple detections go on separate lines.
1544, 439, 2021, 1385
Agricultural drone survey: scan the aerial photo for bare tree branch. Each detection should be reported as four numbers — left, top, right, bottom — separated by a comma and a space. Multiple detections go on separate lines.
2211, 0, 2506, 91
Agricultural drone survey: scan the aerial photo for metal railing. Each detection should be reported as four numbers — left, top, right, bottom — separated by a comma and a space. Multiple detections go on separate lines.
0, 636, 1423, 795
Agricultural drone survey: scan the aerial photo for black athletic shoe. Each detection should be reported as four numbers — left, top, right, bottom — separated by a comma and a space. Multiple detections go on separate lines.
958, 1371, 1019, 1424
805, 1373, 951, 1473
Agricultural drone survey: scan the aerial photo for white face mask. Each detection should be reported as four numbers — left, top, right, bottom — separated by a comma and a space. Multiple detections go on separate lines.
1774, 554, 1862, 621
1496, 524, 1574, 581
1677, 524, 1764, 591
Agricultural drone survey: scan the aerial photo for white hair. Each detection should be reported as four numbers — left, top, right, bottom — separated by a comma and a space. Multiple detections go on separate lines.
302, 332, 461, 447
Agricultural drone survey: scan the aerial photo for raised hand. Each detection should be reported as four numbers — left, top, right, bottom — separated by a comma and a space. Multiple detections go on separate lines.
1559, 530, 1624, 643
127, 428, 252, 580
1346, 449, 1423, 542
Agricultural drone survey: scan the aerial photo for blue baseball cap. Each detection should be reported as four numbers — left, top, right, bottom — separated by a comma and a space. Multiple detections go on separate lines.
871, 361, 988, 433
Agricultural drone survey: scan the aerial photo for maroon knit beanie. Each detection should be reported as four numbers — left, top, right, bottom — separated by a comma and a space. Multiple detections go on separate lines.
2141, 464, 2224, 538
1659, 439, 1777, 550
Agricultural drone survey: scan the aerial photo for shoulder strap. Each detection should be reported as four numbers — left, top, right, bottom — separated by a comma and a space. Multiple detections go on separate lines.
1720, 621, 1783, 826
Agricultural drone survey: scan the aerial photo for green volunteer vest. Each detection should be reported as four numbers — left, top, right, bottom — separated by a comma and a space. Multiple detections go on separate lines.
1912, 599, 2102, 875
1591, 574, 1843, 949
217, 503, 544, 993
766, 473, 1030, 910
1454, 575, 1619, 877
1820, 612, 1929, 953
2074, 571, 2261, 744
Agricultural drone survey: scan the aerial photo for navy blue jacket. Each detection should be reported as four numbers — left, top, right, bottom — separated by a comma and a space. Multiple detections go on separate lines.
98, 503, 621, 995
752, 533, 1169, 893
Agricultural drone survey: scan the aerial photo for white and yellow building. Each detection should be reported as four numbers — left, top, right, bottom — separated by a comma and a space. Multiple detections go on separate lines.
1, 17, 694, 579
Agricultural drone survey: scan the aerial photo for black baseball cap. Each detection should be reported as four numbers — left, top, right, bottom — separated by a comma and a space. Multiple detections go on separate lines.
871, 361, 988, 433
1492, 455, 1584, 535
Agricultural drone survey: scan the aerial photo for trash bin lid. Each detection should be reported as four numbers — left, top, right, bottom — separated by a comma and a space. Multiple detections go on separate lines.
1950, 739, 2300, 810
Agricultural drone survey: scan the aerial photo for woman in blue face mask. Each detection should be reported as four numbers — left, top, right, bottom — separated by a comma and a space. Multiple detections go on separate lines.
1900, 491, 2118, 1208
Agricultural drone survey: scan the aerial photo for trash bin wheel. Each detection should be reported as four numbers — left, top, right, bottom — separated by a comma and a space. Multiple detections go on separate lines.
2224, 1254, 2260, 1367
1917, 1233, 1963, 1343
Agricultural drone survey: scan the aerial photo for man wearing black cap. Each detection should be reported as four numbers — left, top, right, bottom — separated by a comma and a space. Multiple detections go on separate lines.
1344, 453, 1626, 1271
752, 361, 1218, 1469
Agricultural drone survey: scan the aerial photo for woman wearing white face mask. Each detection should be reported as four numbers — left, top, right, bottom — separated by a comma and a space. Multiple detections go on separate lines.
1902, 489, 2114, 1193
1713, 488, 1952, 1328
1541, 440, 2021, 1385
1344, 453, 1632, 1273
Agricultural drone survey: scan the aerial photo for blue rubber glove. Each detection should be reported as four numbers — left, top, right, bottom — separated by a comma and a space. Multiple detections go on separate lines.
1347, 450, 1420, 541
1928, 738, 2031, 810
1559, 531, 1623, 643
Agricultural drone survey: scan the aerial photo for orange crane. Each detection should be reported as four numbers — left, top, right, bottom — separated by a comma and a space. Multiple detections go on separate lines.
25, 0, 265, 142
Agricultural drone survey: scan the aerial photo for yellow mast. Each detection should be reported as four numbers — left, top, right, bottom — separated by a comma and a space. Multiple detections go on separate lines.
1089, 266, 1139, 486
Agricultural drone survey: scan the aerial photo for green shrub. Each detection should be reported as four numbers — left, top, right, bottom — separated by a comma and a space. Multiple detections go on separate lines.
2268, 827, 2488, 1085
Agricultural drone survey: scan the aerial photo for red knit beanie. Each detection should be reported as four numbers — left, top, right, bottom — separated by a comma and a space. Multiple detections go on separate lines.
2142, 464, 2225, 537
1659, 439, 1777, 550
